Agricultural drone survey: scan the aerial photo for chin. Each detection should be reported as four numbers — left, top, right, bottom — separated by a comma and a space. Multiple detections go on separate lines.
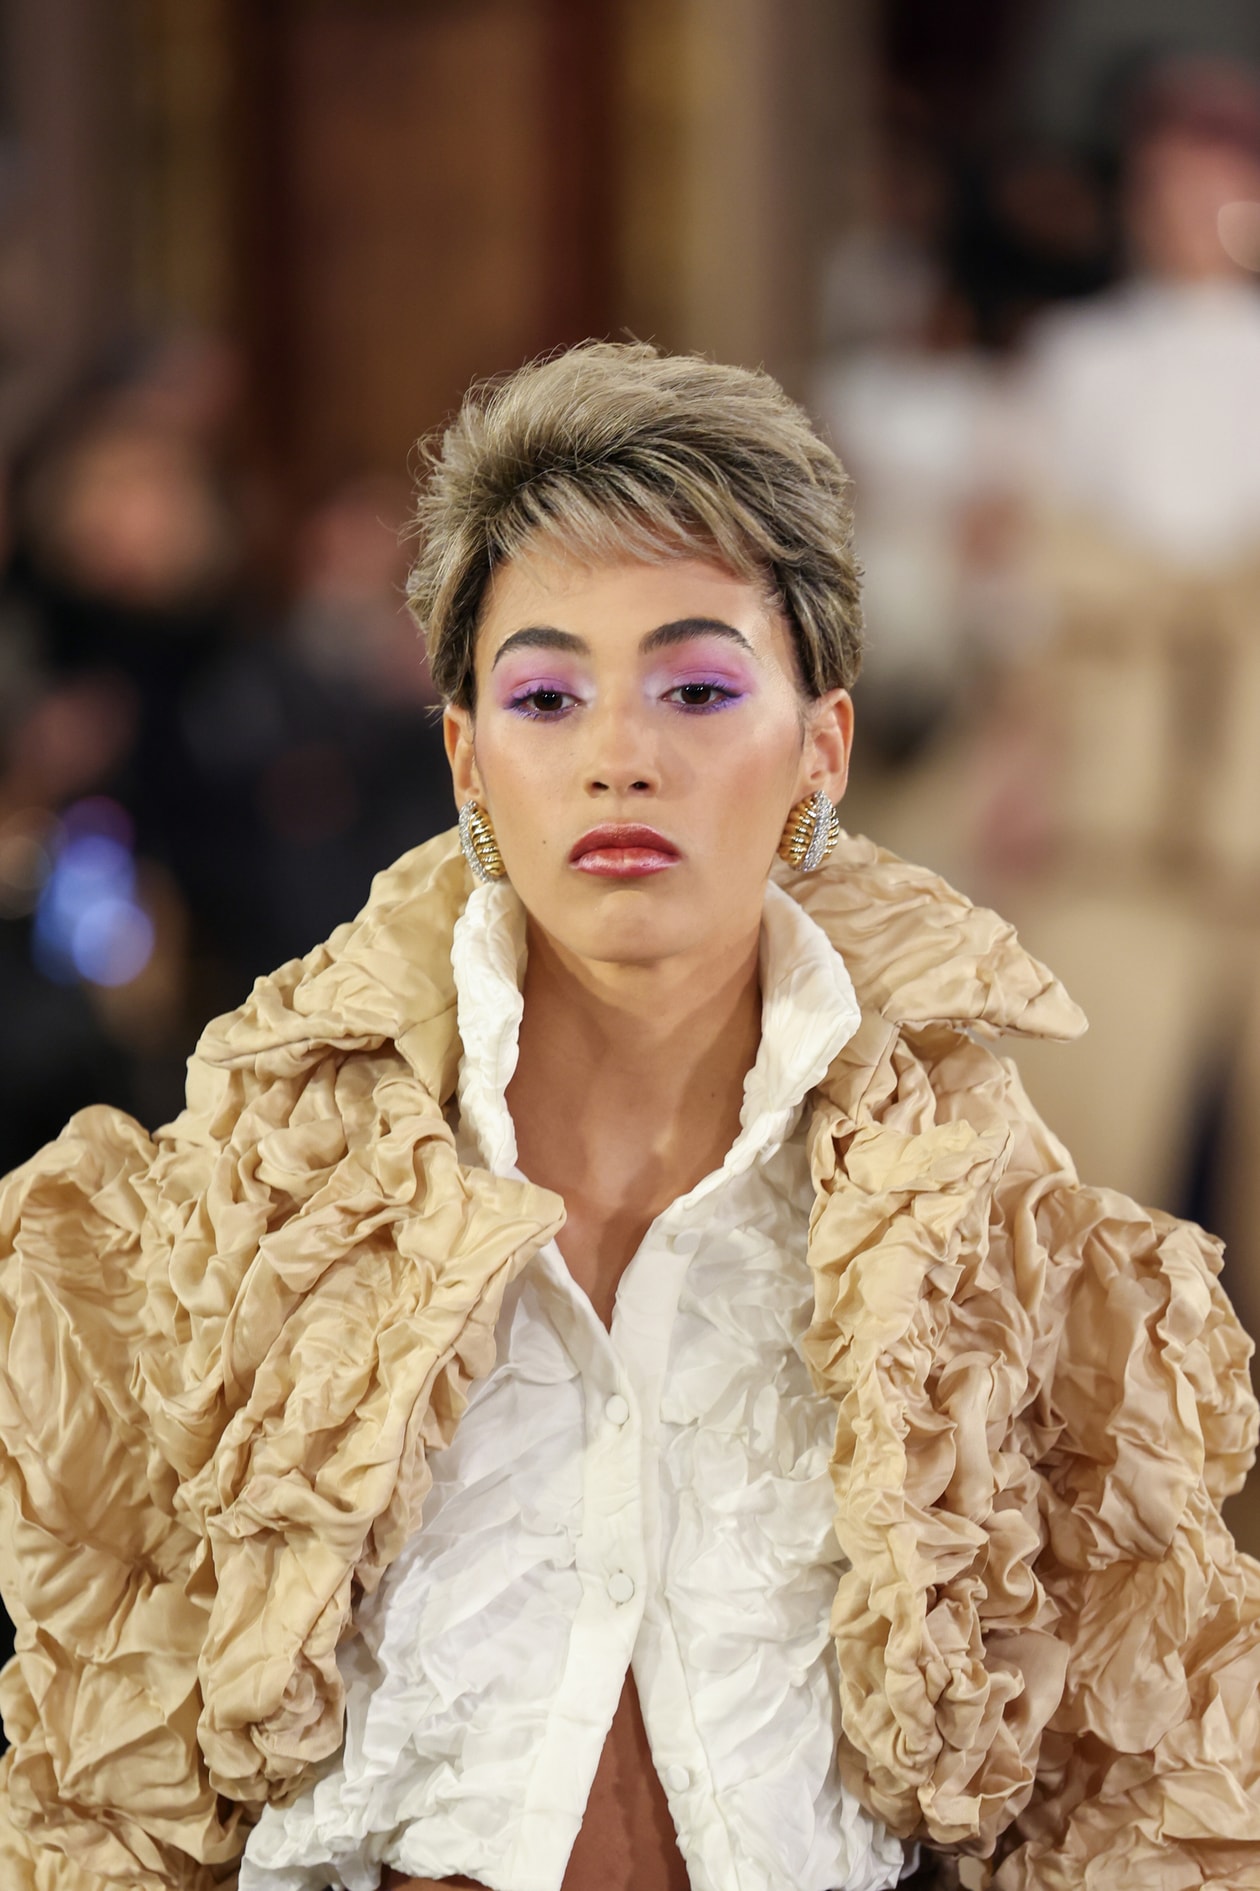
529, 886, 704, 968
574, 910, 701, 967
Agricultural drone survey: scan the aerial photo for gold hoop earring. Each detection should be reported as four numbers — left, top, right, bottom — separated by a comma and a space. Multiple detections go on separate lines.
777, 791, 840, 873
458, 800, 506, 882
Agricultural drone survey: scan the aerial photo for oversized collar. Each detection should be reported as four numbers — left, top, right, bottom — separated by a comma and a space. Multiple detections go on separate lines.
190, 827, 1084, 1108
450, 876, 863, 1180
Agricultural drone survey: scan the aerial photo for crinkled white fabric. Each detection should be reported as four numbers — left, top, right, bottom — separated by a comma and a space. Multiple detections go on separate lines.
240, 881, 905, 1891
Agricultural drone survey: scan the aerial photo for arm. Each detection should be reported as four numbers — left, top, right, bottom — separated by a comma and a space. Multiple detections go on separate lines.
0, 1112, 242, 1890
810, 1022, 1260, 1886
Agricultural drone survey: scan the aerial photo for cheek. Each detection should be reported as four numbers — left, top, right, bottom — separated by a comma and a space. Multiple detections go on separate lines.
471, 722, 569, 839
686, 719, 805, 861
703, 706, 804, 790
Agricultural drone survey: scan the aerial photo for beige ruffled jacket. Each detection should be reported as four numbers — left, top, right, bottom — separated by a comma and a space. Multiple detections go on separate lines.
0, 830, 1257, 1891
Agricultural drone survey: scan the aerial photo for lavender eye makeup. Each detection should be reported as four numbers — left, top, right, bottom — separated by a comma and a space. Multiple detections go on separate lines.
489, 629, 761, 722
651, 645, 757, 712
500, 672, 750, 720
662, 678, 746, 712
491, 673, 575, 714
502, 680, 580, 720
488, 644, 585, 716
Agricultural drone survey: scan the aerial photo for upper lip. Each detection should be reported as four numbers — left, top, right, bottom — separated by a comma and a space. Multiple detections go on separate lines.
569, 823, 680, 862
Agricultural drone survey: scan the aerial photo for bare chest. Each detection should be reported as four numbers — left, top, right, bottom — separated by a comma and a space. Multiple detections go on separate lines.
512, 1115, 739, 1330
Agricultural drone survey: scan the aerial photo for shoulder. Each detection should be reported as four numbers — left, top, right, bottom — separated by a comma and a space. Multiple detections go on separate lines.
775, 829, 1085, 1048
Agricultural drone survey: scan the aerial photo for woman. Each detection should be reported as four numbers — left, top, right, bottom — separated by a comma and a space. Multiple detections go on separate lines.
0, 343, 1257, 1891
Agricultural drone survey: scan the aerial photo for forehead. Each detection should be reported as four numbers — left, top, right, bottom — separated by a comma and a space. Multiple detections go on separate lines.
476, 547, 786, 654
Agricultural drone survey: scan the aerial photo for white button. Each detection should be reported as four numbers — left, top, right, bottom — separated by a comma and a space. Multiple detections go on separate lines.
607, 1571, 635, 1604
605, 1394, 630, 1426
665, 1764, 690, 1793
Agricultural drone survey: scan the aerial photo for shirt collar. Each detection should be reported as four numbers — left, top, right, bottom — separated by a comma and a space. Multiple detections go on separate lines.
451, 878, 861, 1183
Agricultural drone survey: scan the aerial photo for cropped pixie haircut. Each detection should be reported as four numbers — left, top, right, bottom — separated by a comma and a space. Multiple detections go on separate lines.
406, 341, 863, 709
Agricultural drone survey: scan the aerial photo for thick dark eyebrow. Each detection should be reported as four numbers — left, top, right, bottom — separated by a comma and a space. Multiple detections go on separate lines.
641, 617, 755, 657
491, 626, 587, 668
490, 616, 754, 669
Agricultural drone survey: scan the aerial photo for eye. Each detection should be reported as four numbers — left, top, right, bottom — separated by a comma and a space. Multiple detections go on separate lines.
509, 687, 577, 719
665, 681, 740, 711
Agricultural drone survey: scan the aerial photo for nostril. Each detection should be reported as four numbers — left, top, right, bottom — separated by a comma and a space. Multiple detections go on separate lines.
631, 780, 651, 791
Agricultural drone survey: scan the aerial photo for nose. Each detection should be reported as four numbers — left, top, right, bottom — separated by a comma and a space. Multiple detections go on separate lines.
587, 769, 656, 795
581, 696, 660, 798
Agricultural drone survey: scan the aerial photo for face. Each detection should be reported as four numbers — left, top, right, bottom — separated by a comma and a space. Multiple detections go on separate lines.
444, 547, 853, 974
53, 428, 215, 602
1128, 130, 1260, 280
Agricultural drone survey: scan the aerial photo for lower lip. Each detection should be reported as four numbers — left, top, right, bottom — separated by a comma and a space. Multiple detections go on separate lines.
572, 848, 680, 877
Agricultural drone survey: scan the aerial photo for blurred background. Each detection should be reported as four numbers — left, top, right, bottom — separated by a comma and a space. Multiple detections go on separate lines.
0, 0, 1257, 1569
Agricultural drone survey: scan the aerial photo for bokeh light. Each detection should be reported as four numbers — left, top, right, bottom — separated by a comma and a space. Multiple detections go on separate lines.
31, 799, 155, 988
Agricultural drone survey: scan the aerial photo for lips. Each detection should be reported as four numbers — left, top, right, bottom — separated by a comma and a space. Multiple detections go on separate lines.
569, 824, 681, 878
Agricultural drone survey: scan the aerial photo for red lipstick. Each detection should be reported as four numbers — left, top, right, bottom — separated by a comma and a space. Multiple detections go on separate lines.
569, 823, 681, 878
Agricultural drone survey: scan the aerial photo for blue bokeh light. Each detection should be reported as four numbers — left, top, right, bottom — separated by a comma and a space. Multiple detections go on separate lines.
31, 801, 155, 988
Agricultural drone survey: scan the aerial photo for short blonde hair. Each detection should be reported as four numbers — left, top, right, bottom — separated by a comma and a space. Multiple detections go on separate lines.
406, 341, 863, 708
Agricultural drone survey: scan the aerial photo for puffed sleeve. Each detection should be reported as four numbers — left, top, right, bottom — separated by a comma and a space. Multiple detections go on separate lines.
806, 1018, 1260, 1889
991, 1172, 1260, 1889
0, 1107, 241, 1889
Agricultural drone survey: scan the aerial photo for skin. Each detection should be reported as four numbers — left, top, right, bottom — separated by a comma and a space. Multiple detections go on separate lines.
1126, 127, 1260, 283
390, 545, 852, 1891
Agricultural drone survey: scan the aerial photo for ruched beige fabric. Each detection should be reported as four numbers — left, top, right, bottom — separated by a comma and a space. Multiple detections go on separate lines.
0, 828, 1256, 1890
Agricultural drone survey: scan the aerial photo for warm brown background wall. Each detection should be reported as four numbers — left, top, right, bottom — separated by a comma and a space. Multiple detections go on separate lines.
0, 0, 872, 517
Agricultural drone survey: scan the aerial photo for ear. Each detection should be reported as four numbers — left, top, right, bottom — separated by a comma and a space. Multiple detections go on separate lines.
443, 704, 484, 809
798, 689, 854, 805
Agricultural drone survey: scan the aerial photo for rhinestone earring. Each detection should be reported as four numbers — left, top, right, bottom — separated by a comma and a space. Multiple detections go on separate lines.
777, 790, 840, 873
458, 799, 506, 882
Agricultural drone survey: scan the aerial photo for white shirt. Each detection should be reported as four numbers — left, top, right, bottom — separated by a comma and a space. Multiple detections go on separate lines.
1015, 276, 1260, 567
240, 882, 905, 1891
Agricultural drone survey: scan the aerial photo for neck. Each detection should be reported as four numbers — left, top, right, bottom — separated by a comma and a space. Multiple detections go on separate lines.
502, 913, 764, 1318
518, 918, 762, 1110
507, 913, 765, 1190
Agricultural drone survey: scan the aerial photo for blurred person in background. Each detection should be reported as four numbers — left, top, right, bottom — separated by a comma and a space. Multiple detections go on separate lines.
973, 55, 1260, 1456
813, 123, 1111, 895
0, 455, 143, 1172
181, 472, 453, 974
814, 134, 993, 776
0, 349, 453, 1165
0, 380, 250, 1130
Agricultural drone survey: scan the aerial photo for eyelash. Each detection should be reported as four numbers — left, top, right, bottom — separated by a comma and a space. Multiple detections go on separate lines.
507, 682, 741, 720
508, 688, 575, 720
667, 682, 741, 712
